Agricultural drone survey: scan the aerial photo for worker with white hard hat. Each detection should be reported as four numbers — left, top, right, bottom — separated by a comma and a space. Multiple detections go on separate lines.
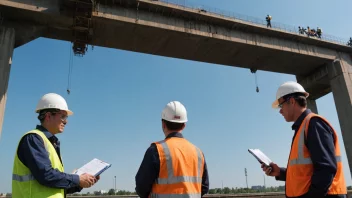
262, 81, 347, 198
12, 93, 99, 198
135, 101, 209, 198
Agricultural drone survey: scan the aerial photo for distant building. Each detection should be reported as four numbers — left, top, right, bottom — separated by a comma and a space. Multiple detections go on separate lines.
0, 193, 11, 197
100, 190, 108, 194
93, 190, 108, 195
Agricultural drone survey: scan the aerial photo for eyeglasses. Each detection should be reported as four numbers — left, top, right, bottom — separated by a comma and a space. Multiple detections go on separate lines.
278, 96, 293, 108
51, 112, 68, 121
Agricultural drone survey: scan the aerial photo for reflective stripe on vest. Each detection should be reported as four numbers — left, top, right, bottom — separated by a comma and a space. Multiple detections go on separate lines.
289, 118, 341, 166
156, 140, 202, 185
150, 193, 201, 198
12, 174, 35, 182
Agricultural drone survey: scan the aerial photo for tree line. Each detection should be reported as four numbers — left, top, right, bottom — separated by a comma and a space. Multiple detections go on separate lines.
70, 186, 352, 196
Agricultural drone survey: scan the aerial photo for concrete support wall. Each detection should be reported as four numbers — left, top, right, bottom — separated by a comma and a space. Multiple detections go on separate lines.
328, 53, 352, 176
307, 99, 318, 114
0, 27, 15, 139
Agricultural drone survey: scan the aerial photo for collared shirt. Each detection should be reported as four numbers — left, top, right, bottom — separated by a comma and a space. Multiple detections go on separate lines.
276, 109, 345, 198
17, 125, 81, 195
135, 132, 210, 198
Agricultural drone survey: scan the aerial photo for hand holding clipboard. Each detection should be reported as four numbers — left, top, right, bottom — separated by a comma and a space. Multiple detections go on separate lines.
248, 149, 280, 177
74, 158, 112, 177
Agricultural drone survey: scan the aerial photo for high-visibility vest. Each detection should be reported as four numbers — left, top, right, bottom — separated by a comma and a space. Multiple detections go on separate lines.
12, 129, 65, 198
286, 113, 346, 197
150, 137, 204, 198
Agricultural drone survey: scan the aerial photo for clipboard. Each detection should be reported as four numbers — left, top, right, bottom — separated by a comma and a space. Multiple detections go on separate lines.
74, 158, 112, 177
248, 148, 272, 167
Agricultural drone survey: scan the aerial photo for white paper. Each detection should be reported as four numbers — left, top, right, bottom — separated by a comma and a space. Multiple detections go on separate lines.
248, 149, 272, 166
75, 158, 111, 176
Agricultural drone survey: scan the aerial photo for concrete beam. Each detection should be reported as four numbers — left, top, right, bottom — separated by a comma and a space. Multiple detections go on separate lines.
328, 53, 352, 177
0, 27, 15, 140
137, 0, 352, 54
90, 3, 337, 76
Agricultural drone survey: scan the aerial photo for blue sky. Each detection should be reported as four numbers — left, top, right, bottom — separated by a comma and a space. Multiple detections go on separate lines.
1, 0, 352, 194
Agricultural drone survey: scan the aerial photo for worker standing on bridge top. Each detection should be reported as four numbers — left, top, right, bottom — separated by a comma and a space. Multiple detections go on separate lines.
261, 81, 347, 198
135, 101, 209, 198
12, 93, 99, 198
317, 27, 322, 38
347, 37, 352, 47
266, 14, 272, 28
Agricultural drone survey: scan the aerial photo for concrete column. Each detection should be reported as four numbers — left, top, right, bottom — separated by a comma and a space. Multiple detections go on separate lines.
0, 27, 15, 139
307, 99, 318, 114
328, 54, 352, 176
295, 75, 319, 114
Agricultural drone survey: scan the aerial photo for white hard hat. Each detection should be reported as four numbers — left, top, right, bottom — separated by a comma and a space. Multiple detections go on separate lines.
272, 81, 309, 108
161, 101, 187, 123
35, 93, 73, 115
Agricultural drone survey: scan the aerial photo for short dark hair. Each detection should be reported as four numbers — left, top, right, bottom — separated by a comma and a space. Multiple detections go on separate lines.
283, 93, 307, 108
38, 108, 60, 123
162, 119, 185, 131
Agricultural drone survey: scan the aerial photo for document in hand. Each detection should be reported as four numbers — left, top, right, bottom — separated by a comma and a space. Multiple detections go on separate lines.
248, 149, 272, 166
74, 158, 112, 177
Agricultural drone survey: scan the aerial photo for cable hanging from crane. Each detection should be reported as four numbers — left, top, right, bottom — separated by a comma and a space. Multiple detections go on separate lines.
67, 42, 74, 95
250, 68, 260, 93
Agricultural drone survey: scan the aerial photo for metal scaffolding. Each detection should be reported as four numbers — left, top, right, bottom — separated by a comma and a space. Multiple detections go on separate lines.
70, 0, 94, 56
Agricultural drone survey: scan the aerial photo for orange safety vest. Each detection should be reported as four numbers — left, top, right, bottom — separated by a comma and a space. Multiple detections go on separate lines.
286, 113, 346, 197
150, 137, 204, 198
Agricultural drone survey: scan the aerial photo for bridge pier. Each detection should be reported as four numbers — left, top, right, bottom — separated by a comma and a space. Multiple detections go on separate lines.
307, 99, 318, 114
296, 54, 352, 177
329, 55, 352, 177
0, 27, 15, 139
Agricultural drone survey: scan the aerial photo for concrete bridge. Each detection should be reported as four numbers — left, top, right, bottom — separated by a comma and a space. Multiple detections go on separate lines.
0, 0, 352, 173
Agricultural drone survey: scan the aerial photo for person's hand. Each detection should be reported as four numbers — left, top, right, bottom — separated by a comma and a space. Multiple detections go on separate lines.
79, 173, 97, 188
261, 162, 280, 177
95, 175, 100, 182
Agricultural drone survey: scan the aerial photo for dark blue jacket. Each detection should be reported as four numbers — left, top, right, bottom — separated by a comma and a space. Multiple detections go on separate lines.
276, 109, 346, 198
135, 132, 209, 198
17, 125, 82, 196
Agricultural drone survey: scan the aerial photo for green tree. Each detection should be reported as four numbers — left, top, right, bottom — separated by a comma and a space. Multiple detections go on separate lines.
223, 187, 231, 194
108, 188, 115, 195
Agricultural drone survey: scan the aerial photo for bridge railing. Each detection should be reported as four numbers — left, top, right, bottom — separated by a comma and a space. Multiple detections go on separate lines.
157, 0, 349, 46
